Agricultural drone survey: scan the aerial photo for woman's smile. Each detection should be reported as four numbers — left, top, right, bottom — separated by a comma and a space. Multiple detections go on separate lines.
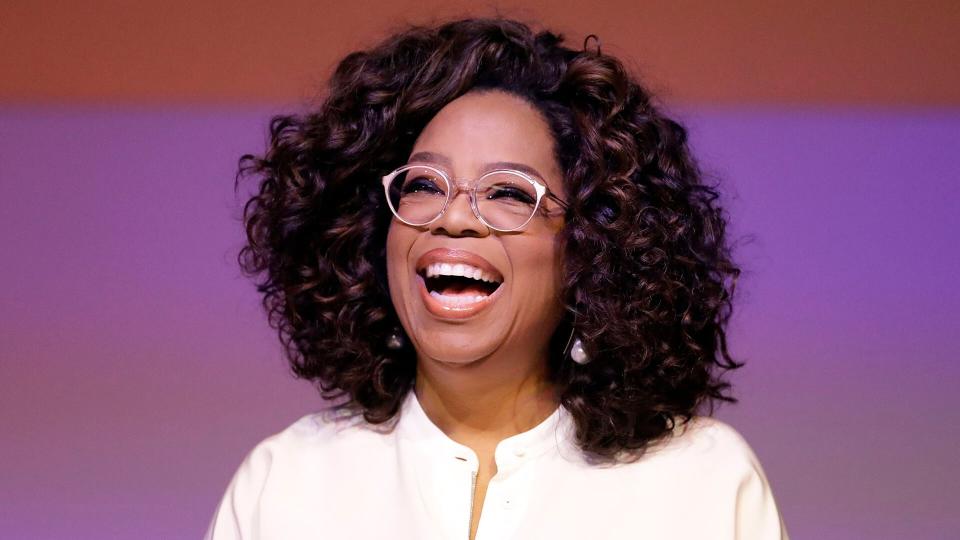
415, 247, 505, 320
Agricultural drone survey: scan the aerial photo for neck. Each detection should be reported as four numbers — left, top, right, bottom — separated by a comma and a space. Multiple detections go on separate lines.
414, 350, 559, 449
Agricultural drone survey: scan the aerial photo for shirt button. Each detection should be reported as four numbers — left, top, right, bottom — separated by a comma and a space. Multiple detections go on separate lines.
513, 448, 526, 458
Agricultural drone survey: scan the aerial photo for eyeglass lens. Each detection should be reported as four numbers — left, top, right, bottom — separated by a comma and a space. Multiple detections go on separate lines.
386, 165, 539, 230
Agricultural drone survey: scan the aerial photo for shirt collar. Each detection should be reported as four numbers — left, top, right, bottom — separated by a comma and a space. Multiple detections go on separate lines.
396, 388, 572, 468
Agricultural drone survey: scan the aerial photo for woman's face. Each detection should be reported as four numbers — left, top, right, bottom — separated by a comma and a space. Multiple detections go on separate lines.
386, 89, 567, 368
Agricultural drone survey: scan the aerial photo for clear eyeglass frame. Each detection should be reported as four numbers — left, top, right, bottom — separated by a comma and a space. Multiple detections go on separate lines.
381, 163, 569, 232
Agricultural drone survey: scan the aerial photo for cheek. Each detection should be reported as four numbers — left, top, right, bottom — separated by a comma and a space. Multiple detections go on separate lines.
510, 230, 565, 305
385, 223, 410, 303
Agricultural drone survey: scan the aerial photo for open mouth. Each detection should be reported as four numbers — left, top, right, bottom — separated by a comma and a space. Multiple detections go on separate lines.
416, 262, 504, 310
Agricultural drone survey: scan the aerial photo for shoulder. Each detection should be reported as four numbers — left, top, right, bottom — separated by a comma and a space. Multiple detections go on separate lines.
234, 406, 396, 477
642, 415, 790, 539
633, 415, 772, 489
204, 407, 396, 539
656, 415, 763, 465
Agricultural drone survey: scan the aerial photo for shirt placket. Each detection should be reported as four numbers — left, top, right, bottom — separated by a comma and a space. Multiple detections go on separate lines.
396, 391, 565, 540
474, 440, 537, 540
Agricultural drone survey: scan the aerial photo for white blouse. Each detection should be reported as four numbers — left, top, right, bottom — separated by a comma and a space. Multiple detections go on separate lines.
205, 389, 789, 539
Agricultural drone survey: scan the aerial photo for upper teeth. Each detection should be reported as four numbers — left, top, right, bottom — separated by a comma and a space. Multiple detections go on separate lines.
424, 262, 501, 283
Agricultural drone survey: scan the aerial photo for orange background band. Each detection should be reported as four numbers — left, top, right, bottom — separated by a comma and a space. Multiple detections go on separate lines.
2, 0, 958, 105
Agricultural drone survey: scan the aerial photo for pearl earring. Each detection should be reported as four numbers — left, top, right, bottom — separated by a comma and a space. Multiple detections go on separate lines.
563, 322, 591, 365
570, 336, 590, 364
386, 328, 404, 350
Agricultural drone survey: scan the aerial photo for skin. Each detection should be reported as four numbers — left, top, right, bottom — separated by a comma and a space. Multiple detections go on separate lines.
385, 89, 568, 540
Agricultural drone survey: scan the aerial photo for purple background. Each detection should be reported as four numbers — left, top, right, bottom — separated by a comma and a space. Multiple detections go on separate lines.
1, 106, 958, 538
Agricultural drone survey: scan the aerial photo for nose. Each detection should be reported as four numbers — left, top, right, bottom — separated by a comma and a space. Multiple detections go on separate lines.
429, 182, 489, 237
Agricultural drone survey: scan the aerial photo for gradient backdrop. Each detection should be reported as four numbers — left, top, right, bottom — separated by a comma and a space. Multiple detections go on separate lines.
1, 2, 958, 539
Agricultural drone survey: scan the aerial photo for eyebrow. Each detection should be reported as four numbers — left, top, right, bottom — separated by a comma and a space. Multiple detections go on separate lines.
407, 151, 548, 182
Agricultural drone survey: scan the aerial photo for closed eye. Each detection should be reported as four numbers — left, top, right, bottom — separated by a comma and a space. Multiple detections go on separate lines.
402, 177, 445, 195
485, 186, 535, 204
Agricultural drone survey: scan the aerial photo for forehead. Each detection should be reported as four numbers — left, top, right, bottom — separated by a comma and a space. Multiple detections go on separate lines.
410, 90, 564, 193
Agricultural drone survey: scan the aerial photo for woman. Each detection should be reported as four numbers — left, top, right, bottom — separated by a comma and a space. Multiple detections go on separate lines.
206, 17, 789, 540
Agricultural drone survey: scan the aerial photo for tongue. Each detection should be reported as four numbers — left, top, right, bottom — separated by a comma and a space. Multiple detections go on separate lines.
441, 281, 490, 296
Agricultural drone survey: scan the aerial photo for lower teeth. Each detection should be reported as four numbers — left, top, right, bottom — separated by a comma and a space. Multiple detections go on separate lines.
429, 291, 489, 306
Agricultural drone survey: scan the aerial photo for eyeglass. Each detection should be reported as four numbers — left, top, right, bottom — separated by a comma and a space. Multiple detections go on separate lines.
381, 163, 569, 232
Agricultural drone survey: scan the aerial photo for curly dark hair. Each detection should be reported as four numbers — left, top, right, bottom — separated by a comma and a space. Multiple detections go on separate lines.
237, 16, 744, 462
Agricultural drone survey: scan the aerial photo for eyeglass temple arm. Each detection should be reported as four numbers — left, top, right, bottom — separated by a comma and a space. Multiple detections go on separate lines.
545, 191, 570, 210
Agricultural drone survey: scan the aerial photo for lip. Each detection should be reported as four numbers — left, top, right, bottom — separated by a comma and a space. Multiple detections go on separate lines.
414, 248, 505, 320
415, 248, 505, 281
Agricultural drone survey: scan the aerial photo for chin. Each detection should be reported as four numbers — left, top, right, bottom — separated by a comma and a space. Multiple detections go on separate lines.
413, 324, 506, 366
